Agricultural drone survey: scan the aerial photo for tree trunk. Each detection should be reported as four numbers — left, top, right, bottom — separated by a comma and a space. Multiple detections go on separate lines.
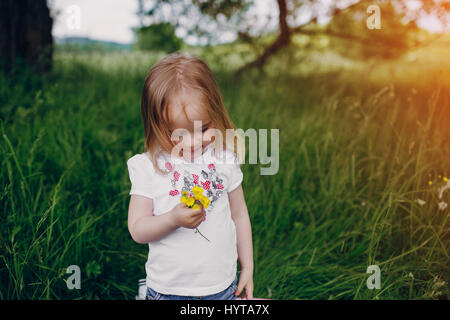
0, 0, 53, 75
234, 0, 291, 78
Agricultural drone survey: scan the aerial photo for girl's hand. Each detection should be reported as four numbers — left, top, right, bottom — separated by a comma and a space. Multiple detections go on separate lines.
235, 268, 254, 300
169, 202, 205, 229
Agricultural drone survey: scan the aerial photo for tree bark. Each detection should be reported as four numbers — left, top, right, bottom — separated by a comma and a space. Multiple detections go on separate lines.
234, 0, 291, 78
0, 0, 53, 75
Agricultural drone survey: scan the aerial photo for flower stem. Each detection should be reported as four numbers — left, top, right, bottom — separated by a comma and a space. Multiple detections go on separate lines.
195, 228, 210, 242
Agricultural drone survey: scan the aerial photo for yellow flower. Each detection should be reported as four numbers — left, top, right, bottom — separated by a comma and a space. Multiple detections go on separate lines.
194, 193, 202, 200
180, 185, 211, 210
192, 185, 203, 195
199, 195, 209, 204
429, 181, 433, 185
444, 177, 448, 182
186, 197, 195, 207
201, 196, 210, 208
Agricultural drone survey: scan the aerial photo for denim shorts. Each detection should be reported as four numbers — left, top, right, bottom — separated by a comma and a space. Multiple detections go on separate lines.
145, 276, 238, 300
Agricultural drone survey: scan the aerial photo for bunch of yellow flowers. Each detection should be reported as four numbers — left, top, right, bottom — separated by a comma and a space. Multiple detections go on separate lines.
180, 185, 210, 210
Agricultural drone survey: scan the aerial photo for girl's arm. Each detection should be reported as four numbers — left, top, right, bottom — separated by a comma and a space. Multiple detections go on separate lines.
128, 195, 205, 243
229, 184, 254, 299
128, 195, 179, 243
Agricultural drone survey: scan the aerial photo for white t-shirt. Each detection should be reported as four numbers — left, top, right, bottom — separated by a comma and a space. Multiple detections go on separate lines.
126, 144, 243, 296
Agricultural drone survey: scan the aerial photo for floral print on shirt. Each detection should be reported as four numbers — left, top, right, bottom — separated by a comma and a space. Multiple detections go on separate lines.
165, 162, 225, 213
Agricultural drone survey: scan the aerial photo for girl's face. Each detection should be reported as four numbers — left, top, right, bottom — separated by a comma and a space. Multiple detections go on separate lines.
167, 89, 216, 161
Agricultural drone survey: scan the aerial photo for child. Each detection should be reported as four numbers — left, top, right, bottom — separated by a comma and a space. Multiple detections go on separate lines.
126, 52, 254, 300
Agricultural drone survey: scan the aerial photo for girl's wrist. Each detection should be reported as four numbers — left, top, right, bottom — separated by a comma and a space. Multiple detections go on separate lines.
167, 209, 180, 229
241, 263, 254, 272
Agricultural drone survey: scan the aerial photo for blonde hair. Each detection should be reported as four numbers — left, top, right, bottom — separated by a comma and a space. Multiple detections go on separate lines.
141, 51, 239, 175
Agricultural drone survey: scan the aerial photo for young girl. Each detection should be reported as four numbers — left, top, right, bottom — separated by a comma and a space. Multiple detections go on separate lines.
126, 52, 254, 300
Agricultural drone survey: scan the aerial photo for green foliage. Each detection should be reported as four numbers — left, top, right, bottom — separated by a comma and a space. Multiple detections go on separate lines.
327, 1, 424, 59
54, 40, 132, 54
134, 23, 183, 53
192, 0, 252, 19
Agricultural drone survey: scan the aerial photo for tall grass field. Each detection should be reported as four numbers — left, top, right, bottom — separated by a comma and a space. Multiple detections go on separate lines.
0, 48, 449, 299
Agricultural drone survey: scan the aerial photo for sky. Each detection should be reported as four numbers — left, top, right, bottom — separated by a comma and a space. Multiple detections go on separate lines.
50, 0, 141, 44
50, 0, 277, 45
49, 0, 448, 45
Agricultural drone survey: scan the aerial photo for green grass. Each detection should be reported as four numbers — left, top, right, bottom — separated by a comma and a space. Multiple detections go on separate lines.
0, 48, 449, 299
